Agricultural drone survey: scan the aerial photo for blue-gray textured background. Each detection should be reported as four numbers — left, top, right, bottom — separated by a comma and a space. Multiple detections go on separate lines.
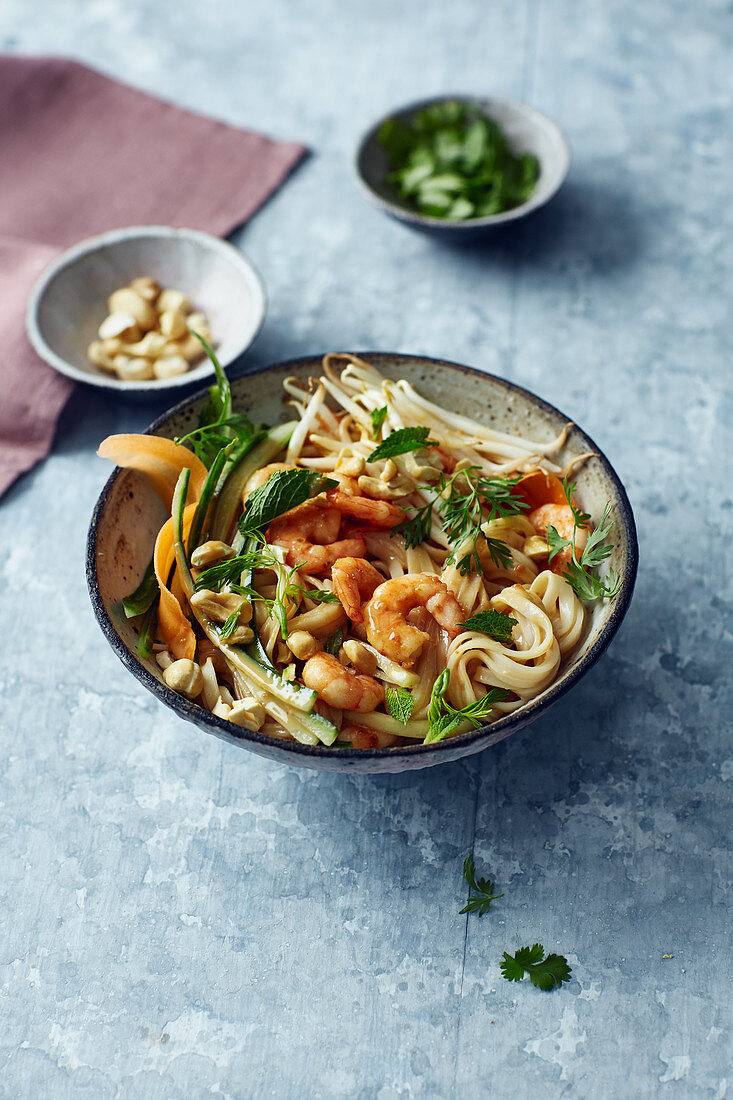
1, 1, 731, 1097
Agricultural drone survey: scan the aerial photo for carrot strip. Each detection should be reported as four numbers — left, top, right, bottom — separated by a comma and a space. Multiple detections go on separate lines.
98, 435, 208, 511
514, 469, 568, 510
153, 503, 197, 660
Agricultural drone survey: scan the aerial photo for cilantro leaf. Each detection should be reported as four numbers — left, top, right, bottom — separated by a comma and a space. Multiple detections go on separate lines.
367, 426, 436, 462
239, 469, 338, 535
370, 405, 389, 440
459, 854, 503, 917
500, 944, 572, 991
385, 686, 415, 725
461, 609, 517, 642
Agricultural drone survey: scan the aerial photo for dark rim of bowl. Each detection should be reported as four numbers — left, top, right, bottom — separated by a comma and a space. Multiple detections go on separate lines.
86, 352, 638, 762
354, 94, 570, 229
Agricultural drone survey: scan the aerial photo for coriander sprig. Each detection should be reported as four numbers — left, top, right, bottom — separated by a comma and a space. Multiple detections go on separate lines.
547, 477, 621, 601
459, 855, 503, 917
500, 945, 572, 991
396, 466, 527, 577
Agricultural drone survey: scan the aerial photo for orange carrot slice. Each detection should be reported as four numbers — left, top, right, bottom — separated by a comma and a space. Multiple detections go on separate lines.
98, 435, 208, 511
515, 469, 568, 510
153, 503, 197, 660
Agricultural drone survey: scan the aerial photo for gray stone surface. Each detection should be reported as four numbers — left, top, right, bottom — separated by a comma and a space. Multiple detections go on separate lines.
1, 1, 731, 1097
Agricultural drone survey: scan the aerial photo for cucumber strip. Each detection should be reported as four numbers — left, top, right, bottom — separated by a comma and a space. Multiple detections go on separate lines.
172, 460, 337, 745
136, 597, 159, 659
362, 644, 420, 689
121, 557, 158, 618
186, 447, 228, 559
210, 421, 297, 543
342, 711, 432, 739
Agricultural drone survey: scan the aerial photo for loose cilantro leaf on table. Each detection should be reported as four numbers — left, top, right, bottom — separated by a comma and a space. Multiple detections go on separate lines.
459, 855, 503, 917
460, 609, 517, 643
500, 944, 572, 991
385, 686, 415, 725
368, 426, 436, 462
378, 100, 540, 221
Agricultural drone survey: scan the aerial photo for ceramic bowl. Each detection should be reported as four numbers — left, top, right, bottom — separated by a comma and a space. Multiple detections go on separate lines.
26, 226, 266, 393
355, 95, 570, 239
87, 353, 637, 774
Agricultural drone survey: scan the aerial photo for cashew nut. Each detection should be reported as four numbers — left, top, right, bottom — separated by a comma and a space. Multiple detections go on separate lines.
107, 288, 157, 331
153, 355, 189, 380
113, 356, 155, 382
163, 659, 203, 698
190, 540, 235, 568
286, 630, 321, 660
98, 312, 141, 342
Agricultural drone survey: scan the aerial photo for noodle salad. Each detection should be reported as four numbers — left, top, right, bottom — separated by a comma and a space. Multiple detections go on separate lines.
99, 345, 621, 750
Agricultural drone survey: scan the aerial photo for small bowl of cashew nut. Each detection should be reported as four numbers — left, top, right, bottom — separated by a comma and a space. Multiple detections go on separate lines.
26, 226, 267, 393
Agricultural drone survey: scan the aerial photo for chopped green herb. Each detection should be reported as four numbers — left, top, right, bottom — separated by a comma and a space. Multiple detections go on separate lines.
219, 604, 245, 641
500, 944, 572, 991
368, 426, 436, 463
395, 466, 526, 576
384, 686, 415, 725
240, 468, 338, 536
423, 668, 510, 743
459, 855, 503, 917
370, 405, 389, 440
547, 478, 621, 601
174, 331, 255, 467
461, 609, 517, 643
302, 588, 341, 604
325, 626, 344, 656
379, 100, 540, 222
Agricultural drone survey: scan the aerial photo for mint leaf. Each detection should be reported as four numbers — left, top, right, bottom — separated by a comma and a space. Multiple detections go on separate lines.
461, 608, 517, 642
385, 686, 415, 725
367, 426, 435, 462
240, 469, 337, 535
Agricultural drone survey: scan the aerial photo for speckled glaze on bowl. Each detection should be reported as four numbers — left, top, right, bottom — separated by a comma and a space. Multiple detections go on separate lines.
26, 226, 266, 393
86, 353, 637, 773
355, 95, 570, 240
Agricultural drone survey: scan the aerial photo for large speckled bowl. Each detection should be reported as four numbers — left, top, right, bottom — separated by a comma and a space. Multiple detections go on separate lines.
86, 353, 637, 773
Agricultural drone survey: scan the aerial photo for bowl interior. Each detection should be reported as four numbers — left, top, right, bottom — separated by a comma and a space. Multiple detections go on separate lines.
89, 353, 636, 773
357, 95, 570, 229
30, 228, 266, 390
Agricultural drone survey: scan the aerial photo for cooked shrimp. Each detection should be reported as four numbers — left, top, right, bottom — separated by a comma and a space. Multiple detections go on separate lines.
302, 652, 384, 712
529, 503, 589, 574
364, 574, 464, 666
325, 486, 404, 527
332, 557, 384, 623
243, 462, 294, 496
267, 501, 366, 575
339, 723, 402, 749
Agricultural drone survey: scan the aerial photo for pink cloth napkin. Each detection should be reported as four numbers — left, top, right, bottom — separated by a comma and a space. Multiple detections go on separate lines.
0, 55, 307, 498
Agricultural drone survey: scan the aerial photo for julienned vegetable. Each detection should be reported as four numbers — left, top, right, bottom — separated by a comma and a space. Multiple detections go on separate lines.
378, 99, 540, 220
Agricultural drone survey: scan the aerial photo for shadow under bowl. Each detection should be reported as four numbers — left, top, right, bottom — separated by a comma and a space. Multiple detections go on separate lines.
355, 95, 570, 241
87, 353, 637, 774
27, 225, 267, 394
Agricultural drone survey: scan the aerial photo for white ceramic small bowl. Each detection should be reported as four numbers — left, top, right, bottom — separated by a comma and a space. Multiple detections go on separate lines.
355, 94, 570, 239
26, 226, 267, 393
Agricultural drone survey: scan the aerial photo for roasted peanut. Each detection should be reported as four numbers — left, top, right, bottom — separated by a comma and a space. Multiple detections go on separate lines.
286, 630, 321, 660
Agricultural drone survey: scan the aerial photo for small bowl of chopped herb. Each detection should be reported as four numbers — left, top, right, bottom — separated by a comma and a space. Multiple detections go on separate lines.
355, 95, 570, 238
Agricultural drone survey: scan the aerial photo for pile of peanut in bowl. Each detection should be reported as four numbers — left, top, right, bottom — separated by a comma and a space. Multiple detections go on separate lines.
87, 277, 214, 382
